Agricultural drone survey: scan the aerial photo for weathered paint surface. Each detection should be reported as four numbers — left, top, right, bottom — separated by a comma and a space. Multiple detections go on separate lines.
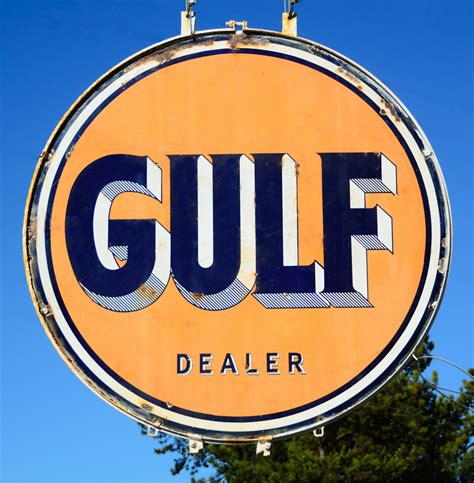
24, 29, 451, 443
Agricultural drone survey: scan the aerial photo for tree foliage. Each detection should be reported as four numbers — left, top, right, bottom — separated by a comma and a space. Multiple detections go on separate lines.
142, 340, 473, 481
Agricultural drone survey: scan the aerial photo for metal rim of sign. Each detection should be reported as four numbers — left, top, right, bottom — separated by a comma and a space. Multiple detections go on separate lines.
24, 29, 451, 443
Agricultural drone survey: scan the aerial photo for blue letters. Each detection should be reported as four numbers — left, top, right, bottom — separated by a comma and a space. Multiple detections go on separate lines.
65, 152, 396, 312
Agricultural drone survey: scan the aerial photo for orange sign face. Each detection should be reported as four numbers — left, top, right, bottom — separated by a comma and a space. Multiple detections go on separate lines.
24, 30, 451, 442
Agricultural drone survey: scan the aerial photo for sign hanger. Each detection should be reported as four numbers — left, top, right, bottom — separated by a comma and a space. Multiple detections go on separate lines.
181, 0, 301, 37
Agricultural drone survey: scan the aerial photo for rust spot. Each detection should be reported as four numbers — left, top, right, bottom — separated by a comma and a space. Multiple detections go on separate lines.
192, 292, 205, 300
149, 415, 162, 425
228, 33, 269, 51
28, 220, 37, 240
155, 50, 174, 64
195, 39, 214, 47
141, 403, 153, 411
41, 149, 55, 165
147, 39, 216, 66
380, 99, 401, 122
137, 283, 158, 300
39, 303, 50, 316
336, 67, 364, 90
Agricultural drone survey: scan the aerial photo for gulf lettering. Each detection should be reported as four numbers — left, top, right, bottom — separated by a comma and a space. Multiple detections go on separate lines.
65, 154, 170, 312
65, 152, 397, 312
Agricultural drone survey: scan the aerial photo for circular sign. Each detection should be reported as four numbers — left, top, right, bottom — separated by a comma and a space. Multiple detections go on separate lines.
24, 29, 451, 442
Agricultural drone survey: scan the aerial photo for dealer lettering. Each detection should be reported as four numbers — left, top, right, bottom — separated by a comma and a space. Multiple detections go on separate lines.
66, 152, 397, 312
177, 353, 306, 376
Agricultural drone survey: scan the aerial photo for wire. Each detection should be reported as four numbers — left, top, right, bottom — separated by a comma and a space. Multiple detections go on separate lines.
413, 354, 473, 379
429, 385, 471, 397
399, 374, 473, 397
419, 373, 473, 412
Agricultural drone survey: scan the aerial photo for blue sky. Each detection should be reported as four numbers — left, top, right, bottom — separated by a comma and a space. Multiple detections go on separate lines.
1, 1, 472, 481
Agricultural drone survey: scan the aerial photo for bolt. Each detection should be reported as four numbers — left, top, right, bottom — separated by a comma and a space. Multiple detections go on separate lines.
422, 149, 432, 159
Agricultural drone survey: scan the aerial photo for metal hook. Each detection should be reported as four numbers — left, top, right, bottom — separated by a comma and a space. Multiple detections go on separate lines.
256, 440, 272, 457
313, 426, 325, 438
147, 425, 159, 437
